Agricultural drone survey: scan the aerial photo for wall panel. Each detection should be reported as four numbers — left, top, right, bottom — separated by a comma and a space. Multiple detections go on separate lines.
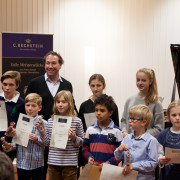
32, 0, 38, 32
43, 0, 49, 33
37, 0, 43, 32
0, 0, 180, 121
12, 0, 17, 32
27, 0, 33, 32
16, 0, 23, 32
7, 0, 12, 31
1, 0, 7, 31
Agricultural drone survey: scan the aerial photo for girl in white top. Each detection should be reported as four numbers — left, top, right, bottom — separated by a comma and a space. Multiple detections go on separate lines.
121, 68, 164, 138
36, 90, 84, 180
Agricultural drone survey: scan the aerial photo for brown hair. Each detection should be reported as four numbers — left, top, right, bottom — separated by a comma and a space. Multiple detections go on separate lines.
0, 151, 14, 180
44, 51, 64, 65
1, 71, 21, 87
137, 68, 158, 105
89, 74, 106, 88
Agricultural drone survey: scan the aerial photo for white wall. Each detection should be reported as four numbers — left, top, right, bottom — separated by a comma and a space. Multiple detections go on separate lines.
0, 0, 180, 123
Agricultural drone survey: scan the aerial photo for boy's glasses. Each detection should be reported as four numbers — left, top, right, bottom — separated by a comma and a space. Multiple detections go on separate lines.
128, 117, 143, 122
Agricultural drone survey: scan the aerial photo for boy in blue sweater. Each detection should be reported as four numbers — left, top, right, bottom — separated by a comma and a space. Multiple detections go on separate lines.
0, 71, 25, 160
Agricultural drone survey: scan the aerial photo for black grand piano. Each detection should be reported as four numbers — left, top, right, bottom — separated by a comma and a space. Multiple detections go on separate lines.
170, 44, 180, 100
165, 44, 180, 128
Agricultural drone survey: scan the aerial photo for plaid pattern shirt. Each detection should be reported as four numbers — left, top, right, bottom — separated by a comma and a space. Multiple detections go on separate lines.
16, 116, 47, 170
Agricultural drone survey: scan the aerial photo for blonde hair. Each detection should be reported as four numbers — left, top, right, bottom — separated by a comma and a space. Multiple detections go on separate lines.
53, 90, 76, 118
129, 104, 153, 128
137, 68, 158, 105
25, 93, 42, 106
167, 100, 180, 120
1, 71, 21, 87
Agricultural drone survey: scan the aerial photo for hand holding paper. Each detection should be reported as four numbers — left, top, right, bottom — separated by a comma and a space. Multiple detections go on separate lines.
35, 119, 45, 137
159, 156, 171, 166
68, 128, 76, 142
122, 164, 133, 176
88, 157, 95, 165
29, 133, 38, 142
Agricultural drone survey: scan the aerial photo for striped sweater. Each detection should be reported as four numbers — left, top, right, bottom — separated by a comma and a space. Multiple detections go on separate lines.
42, 116, 84, 166
82, 120, 123, 165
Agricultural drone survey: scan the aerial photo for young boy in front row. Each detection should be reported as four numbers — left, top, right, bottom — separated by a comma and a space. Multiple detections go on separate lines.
2, 93, 47, 180
82, 94, 123, 165
114, 104, 159, 180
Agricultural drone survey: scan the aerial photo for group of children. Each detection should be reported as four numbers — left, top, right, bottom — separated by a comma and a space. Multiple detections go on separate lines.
0, 69, 179, 180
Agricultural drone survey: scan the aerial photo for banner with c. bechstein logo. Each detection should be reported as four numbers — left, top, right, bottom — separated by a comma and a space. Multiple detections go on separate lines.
2, 32, 53, 98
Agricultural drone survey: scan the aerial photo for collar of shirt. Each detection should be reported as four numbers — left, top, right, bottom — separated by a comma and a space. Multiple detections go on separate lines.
44, 73, 63, 83
93, 118, 114, 129
0, 91, 20, 103
33, 115, 39, 124
131, 131, 149, 141
170, 127, 180, 134
44, 73, 63, 97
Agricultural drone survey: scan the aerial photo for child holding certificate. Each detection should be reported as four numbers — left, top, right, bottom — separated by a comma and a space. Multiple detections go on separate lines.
114, 104, 159, 180
2, 93, 47, 180
158, 100, 180, 180
0, 71, 25, 160
36, 90, 84, 180
82, 94, 123, 165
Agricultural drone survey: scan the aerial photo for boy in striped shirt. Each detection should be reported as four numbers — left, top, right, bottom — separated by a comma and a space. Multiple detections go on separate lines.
82, 94, 123, 165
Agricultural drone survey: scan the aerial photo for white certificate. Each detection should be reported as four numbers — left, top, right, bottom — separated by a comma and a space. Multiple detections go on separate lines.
12, 113, 34, 147
100, 163, 138, 180
84, 113, 97, 128
0, 100, 8, 131
50, 115, 72, 149
165, 147, 180, 165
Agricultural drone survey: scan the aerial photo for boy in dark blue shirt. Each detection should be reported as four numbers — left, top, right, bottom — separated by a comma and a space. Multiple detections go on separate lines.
0, 71, 25, 160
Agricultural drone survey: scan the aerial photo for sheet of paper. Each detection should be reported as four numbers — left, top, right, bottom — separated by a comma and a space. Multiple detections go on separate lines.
84, 113, 97, 128
78, 164, 101, 180
100, 163, 138, 180
0, 100, 8, 131
50, 115, 72, 149
12, 113, 34, 147
165, 147, 180, 165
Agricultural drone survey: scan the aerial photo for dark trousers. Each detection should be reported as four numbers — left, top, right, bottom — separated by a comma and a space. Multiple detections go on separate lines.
43, 147, 49, 180
17, 167, 44, 180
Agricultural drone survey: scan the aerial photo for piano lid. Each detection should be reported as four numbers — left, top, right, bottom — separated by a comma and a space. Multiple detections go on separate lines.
170, 44, 180, 99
